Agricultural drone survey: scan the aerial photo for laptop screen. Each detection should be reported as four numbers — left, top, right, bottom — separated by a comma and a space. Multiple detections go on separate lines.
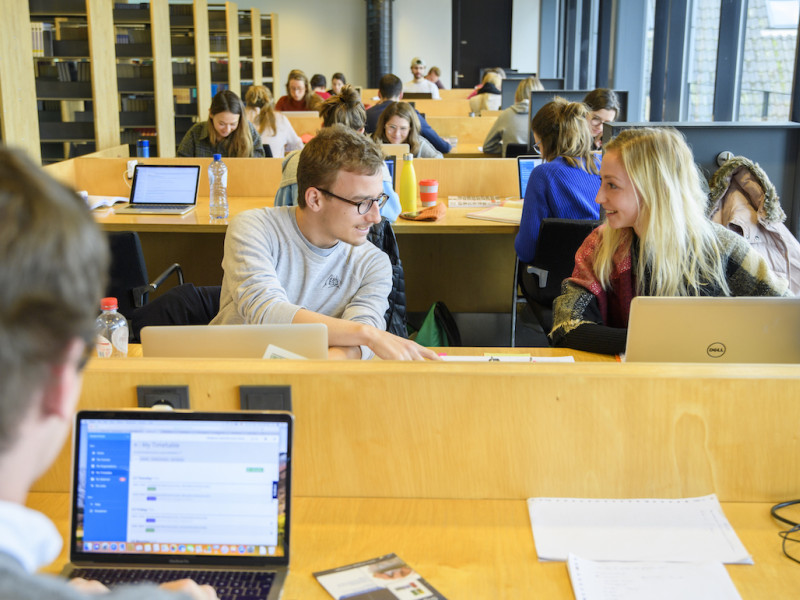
71, 410, 292, 566
517, 155, 543, 198
130, 165, 200, 206
384, 156, 396, 189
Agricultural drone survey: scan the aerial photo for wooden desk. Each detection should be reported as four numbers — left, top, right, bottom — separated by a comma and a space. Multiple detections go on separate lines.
26, 493, 800, 599
52, 157, 522, 312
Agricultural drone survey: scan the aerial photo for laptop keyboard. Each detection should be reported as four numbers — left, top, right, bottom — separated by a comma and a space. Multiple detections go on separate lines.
129, 204, 189, 210
70, 568, 274, 600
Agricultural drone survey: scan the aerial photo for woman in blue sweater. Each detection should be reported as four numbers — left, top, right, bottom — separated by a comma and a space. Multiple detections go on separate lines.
515, 97, 602, 264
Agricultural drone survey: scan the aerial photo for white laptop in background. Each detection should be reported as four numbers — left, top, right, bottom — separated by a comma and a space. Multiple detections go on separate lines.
625, 296, 800, 363
140, 324, 328, 359
62, 409, 292, 600
115, 164, 200, 215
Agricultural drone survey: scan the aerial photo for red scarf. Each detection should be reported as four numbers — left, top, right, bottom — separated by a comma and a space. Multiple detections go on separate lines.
568, 225, 637, 328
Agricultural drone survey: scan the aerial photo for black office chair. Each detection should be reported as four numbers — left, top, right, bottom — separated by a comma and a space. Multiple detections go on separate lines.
106, 231, 184, 322
130, 283, 221, 342
512, 218, 600, 344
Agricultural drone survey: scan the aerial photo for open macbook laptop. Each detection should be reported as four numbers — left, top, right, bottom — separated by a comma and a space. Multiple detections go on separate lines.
140, 324, 328, 359
63, 409, 293, 600
115, 164, 200, 215
625, 296, 800, 363
517, 155, 543, 199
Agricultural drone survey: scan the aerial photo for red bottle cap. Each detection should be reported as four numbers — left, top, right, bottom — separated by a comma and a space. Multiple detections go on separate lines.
100, 297, 119, 310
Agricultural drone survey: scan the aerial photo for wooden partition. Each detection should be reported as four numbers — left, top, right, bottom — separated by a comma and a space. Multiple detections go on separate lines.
414, 99, 472, 116
426, 115, 497, 146
440, 88, 472, 100
285, 113, 322, 137
35, 359, 800, 502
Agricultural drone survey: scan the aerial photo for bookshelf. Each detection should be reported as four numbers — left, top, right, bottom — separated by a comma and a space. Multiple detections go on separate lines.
238, 9, 278, 98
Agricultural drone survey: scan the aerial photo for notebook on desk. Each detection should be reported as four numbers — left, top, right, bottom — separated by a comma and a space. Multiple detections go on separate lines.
115, 165, 200, 215
625, 296, 800, 363
140, 324, 328, 359
63, 409, 293, 600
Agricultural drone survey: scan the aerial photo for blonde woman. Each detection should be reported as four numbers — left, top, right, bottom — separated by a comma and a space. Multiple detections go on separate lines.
275, 69, 322, 112
177, 89, 264, 157
468, 71, 502, 114
372, 101, 443, 158
244, 85, 302, 158
551, 127, 789, 354
515, 97, 601, 264
483, 76, 544, 155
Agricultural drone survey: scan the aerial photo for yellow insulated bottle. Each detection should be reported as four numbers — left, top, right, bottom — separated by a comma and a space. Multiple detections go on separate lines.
399, 153, 418, 213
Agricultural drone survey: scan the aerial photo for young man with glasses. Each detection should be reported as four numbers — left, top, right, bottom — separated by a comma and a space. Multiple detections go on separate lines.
0, 148, 216, 599
212, 125, 437, 361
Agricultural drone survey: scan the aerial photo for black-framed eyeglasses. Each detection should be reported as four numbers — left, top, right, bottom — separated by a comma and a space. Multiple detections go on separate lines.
315, 187, 389, 215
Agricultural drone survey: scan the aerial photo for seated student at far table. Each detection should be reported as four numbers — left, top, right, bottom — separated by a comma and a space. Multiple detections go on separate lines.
211, 125, 437, 361
483, 76, 543, 156
515, 97, 601, 265
551, 127, 790, 355
177, 89, 266, 158
373, 101, 443, 158
274, 85, 400, 221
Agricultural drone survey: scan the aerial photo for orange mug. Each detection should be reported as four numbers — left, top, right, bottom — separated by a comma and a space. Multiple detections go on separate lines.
419, 179, 438, 207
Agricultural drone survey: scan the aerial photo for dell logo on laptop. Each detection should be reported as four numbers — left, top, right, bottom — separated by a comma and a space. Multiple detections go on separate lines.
707, 342, 726, 358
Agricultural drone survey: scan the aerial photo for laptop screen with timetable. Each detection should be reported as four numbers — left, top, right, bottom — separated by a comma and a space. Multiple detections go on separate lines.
129, 165, 200, 206
517, 155, 543, 198
71, 411, 292, 565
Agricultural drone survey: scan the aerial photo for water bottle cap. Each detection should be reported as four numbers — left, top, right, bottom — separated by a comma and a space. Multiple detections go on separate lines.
137, 140, 149, 147
213, 153, 222, 161
403, 153, 414, 161
100, 297, 118, 310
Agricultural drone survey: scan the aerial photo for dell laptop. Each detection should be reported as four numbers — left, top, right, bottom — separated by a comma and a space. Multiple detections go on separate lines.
625, 296, 800, 363
63, 409, 293, 600
115, 164, 200, 215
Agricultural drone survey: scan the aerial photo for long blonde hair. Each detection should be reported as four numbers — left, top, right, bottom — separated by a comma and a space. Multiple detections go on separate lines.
531, 97, 598, 174
244, 85, 277, 136
595, 127, 729, 296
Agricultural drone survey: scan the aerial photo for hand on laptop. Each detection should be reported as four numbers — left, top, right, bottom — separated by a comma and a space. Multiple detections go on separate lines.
161, 579, 219, 599
68, 577, 218, 598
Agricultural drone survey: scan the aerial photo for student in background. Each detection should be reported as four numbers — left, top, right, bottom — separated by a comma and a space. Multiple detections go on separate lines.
468, 71, 502, 114
467, 67, 506, 99
244, 85, 303, 159
425, 66, 445, 90
274, 85, 401, 221
515, 97, 601, 264
372, 101, 443, 159
0, 148, 217, 600
276, 69, 322, 112
311, 74, 331, 100
482, 76, 543, 156
212, 125, 437, 361
365, 74, 451, 154
328, 72, 347, 95
583, 88, 621, 149
178, 89, 266, 157
404, 57, 440, 99
551, 127, 789, 355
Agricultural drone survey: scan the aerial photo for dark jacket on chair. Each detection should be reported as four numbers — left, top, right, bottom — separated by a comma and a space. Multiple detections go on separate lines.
368, 219, 408, 337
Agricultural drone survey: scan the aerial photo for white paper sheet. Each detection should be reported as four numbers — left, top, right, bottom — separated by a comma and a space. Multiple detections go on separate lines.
528, 495, 752, 564
567, 554, 743, 600
438, 355, 575, 362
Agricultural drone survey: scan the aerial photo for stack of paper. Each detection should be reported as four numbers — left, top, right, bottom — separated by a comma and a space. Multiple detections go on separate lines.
528, 495, 750, 599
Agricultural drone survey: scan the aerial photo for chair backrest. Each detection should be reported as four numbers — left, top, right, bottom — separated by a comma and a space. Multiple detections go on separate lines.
106, 231, 149, 320
130, 284, 221, 343
528, 218, 601, 304
504, 143, 528, 158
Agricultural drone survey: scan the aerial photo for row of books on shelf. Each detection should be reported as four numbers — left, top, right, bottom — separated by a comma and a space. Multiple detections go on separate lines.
117, 64, 153, 78
121, 97, 154, 112
116, 28, 150, 44
36, 61, 91, 83
31, 22, 54, 57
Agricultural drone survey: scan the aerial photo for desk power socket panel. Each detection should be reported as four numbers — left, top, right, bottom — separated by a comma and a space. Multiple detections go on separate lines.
240, 385, 292, 412
137, 385, 189, 409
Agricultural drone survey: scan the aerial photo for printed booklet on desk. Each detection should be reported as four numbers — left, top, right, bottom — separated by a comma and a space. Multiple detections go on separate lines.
314, 553, 447, 599
466, 206, 523, 224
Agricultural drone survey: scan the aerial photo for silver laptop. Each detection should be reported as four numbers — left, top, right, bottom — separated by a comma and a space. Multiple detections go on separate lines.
141, 324, 328, 359
63, 409, 293, 600
115, 165, 200, 215
626, 296, 800, 363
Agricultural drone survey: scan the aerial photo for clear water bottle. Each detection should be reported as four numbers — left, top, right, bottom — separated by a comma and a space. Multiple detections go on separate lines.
95, 297, 128, 358
208, 153, 229, 219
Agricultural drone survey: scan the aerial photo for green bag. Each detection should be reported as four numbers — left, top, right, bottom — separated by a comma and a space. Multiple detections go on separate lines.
411, 301, 462, 347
